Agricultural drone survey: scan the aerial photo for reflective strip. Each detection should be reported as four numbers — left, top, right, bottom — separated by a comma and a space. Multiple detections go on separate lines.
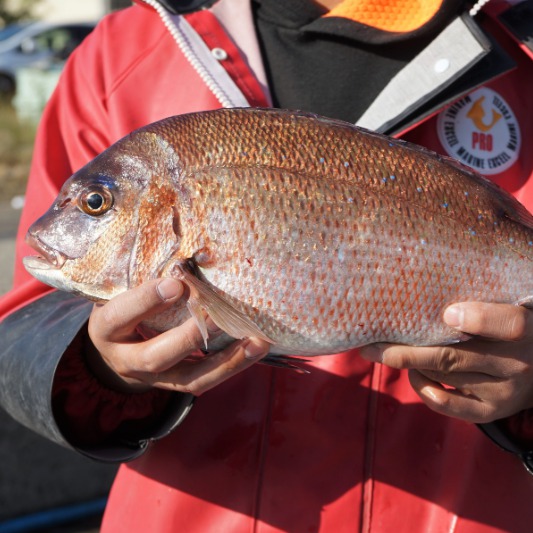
325, 0, 444, 33
356, 16, 489, 133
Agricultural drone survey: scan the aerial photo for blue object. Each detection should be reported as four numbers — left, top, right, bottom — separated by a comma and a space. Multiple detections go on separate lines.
0, 498, 107, 533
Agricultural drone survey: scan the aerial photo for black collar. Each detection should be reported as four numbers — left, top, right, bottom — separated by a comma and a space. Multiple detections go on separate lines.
253, 0, 466, 45
156, 0, 218, 14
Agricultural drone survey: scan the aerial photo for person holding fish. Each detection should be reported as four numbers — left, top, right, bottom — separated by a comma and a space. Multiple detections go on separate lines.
1, 0, 533, 531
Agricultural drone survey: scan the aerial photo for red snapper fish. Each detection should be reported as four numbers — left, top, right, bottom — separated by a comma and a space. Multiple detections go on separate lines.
23, 108, 533, 356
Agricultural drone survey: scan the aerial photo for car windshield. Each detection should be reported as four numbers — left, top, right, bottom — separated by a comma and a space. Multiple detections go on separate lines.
0, 23, 30, 42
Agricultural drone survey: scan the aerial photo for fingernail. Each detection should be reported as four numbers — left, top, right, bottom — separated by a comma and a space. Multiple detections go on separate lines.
359, 343, 384, 363
244, 338, 268, 360
444, 305, 464, 329
156, 278, 182, 301
420, 383, 440, 402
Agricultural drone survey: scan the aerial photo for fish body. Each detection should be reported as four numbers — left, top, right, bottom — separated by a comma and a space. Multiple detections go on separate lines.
24, 108, 533, 355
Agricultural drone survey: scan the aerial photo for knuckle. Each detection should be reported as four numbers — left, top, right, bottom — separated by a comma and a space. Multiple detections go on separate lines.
506, 307, 529, 341
475, 402, 499, 423
170, 319, 204, 353
499, 358, 532, 378
137, 357, 159, 375
176, 328, 202, 355
185, 330, 202, 352
435, 346, 460, 374
183, 379, 206, 396
136, 346, 164, 374
111, 358, 134, 378
515, 361, 533, 377
138, 285, 163, 310
222, 361, 240, 374
388, 354, 407, 369
381, 348, 409, 369
100, 300, 123, 328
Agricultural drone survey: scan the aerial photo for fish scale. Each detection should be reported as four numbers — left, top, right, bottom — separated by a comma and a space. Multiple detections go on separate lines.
23, 108, 533, 357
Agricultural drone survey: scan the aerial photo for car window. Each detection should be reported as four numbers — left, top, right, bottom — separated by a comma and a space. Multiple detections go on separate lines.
33, 29, 71, 53
31, 26, 93, 59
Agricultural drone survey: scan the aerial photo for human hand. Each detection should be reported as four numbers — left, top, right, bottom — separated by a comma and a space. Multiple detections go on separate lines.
86, 278, 270, 395
359, 302, 533, 423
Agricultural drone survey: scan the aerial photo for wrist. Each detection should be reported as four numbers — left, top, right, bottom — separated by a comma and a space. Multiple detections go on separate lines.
84, 338, 153, 394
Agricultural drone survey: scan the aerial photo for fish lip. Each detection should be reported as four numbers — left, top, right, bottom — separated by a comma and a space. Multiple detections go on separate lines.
22, 255, 58, 271
25, 233, 67, 269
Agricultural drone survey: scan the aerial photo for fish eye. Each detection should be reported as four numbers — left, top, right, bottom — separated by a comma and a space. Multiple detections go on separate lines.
79, 187, 114, 216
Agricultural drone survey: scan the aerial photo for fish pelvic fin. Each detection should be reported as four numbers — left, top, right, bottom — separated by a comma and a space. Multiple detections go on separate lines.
260, 355, 311, 374
175, 263, 275, 347
515, 296, 533, 309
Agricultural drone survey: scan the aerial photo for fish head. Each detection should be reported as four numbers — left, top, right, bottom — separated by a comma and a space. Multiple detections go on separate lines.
23, 132, 182, 302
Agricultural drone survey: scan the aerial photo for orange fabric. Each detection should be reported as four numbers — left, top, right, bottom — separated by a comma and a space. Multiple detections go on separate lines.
324, 0, 444, 33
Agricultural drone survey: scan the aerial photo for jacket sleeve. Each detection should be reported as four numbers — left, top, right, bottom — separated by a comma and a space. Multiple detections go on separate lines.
479, 415, 533, 475
0, 16, 194, 462
0, 290, 195, 461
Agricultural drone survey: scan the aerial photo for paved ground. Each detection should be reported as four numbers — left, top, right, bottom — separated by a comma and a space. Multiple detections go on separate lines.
0, 201, 20, 294
0, 201, 115, 530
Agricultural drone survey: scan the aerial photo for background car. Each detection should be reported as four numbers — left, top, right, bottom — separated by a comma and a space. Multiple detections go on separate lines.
0, 21, 94, 98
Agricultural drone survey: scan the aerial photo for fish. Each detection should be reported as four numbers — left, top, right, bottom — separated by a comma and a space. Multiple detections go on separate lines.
23, 107, 533, 357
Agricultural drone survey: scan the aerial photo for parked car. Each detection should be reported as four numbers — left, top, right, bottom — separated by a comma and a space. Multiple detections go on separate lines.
0, 21, 95, 97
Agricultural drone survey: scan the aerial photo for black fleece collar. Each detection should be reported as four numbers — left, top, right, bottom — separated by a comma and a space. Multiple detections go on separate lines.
156, 0, 218, 14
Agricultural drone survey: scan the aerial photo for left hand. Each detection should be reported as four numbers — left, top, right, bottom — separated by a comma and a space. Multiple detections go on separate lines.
359, 302, 533, 423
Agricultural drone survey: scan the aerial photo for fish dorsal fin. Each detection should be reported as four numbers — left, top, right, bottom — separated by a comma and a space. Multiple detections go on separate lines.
500, 200, 533, 232
175, 264, 274, 348
475, 174, 533, 231
446, 162, 533, 231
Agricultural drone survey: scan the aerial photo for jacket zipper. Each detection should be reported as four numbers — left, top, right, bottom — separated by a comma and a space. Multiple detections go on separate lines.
139, 0, 250, 108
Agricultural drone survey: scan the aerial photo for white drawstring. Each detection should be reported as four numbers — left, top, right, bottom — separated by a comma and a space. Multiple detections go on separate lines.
139, 0, 242, 108
469, 0, 492, 17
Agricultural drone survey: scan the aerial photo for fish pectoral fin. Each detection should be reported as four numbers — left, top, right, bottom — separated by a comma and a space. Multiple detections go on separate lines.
186, 297, 209, 349
176, 265, 274, 345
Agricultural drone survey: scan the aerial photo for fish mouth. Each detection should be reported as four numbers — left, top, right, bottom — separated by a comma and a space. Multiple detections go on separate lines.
22, 255, 59, 271
24, 233, 67, 269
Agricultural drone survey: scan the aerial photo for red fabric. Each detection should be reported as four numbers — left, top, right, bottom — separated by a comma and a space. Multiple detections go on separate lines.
505, 410, 533, 447
2, 2, 533, 531
186, 10, 269, 108
52, 332, 174, 447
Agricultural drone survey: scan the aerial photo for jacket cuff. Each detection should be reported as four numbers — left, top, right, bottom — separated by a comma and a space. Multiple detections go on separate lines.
54, 333, 195, 462
0, 291, 194, 462
478, 413, 533, 474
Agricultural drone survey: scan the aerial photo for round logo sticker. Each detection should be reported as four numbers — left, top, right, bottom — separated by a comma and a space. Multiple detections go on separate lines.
437, 87, 521, 175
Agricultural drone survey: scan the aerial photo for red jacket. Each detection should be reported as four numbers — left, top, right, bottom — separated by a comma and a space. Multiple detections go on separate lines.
1, 1, 533, 531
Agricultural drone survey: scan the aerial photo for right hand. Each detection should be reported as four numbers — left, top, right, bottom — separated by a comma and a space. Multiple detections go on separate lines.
86, 278, 270, 395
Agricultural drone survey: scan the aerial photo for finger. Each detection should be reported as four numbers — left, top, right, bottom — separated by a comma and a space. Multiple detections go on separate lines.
416, 368, 502, 398
116, 315, 221, 376
408, 369, 498, 423
359, 343, 504, 376
144, 337, 270, 395
90, 278, 184, 342
443, 302, 533, 341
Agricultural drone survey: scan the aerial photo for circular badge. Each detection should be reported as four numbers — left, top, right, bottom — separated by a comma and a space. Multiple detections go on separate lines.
437, 87, 521, 175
